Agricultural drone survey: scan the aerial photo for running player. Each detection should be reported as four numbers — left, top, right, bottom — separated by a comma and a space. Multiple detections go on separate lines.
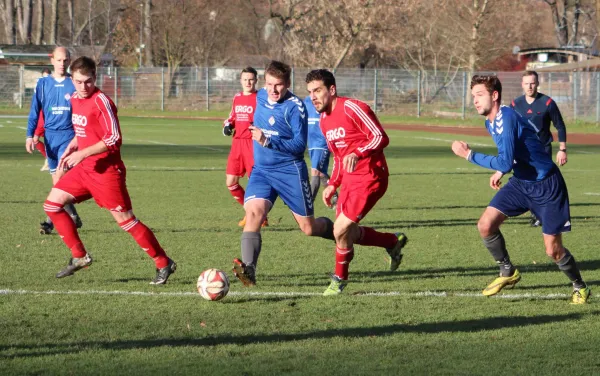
34, 68, 52, 171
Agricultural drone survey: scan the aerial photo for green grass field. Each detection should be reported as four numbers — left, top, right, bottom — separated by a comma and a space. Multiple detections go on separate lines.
1, 116, 600, 375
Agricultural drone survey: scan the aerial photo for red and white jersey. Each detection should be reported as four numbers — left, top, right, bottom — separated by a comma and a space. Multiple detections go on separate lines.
71, 88, 124, 172
224, 92, 257, 139
320, 97, 389, 188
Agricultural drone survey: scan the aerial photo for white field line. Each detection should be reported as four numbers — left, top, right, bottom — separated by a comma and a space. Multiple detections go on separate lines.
411, 136, 491, 147
16, 126, 27, 130
584, 192, 600, 196
130, 138, 225, 152
0, 288, 570, 301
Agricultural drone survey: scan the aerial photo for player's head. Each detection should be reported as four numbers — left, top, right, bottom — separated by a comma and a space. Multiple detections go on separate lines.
50, 47, 71, 77
305, 69, 337, 114
264, 60, 291, 102
470, 75, 502, 117
521, 70, 539, 98
70, 56, 97, 99
240, 67, 258, 94
41, 68, 51, 77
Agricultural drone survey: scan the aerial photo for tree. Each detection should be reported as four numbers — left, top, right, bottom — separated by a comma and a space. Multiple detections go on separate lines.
16, 0, 32, 44
0, 0, 16, 44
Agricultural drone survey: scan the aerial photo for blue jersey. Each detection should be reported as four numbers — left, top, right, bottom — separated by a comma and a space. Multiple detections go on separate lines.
253, 88, 307, 168
304, 97, 327, 150
511, 93, 566, 146
27, 75, 75, 137
468, 106, 556, 182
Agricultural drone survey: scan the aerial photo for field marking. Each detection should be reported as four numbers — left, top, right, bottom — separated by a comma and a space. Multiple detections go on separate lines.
411, 136, 491, 147
0, 288, 570, 301
129, 138, 225, 152
584, 192, 600, 196
16, 126, 27, 130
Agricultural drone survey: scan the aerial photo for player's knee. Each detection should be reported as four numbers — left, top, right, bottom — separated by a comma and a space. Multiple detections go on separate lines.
299, 221, 315, 236
333, 224, 350, 242
544, 242, 564, 261
477, 217, 495, 237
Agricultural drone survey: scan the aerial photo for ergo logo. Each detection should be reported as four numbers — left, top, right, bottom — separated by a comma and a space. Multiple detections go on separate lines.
72, 114, 88, 126
235, 105, 253, 114
326, 127, 346, 141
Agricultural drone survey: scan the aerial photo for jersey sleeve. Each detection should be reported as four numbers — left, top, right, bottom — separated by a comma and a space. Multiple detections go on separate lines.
327, 138, 343, 188
26, 79, 44, 137
95, 94, 122, 151
264, 100, 307, 155
344, 100, 389, 158
547, 99, 567, 142
224, 95, 236, 128
34, 111, 45, 136
468, 115, 516, 173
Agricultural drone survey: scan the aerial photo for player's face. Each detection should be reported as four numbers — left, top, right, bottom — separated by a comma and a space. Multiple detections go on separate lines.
51, 49, 70, 77
471, 84, 496, 117
307, 80, 335, 113
72, 71, 97, 98
240, 72, 257, 94
522, 75, 539, 97
265, 73, 289, 102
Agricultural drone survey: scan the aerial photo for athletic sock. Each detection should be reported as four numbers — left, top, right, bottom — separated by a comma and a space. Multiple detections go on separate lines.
241, 231, 262, 267
44, 200, 86, 258
334, 246, 354, 280
320, 175, 329, 188
356, 226, 398, 249
317, 217, 335, 241
35, 141, 46, 157
556, 248, 586, 289
310, 176, 320, 203
63, 203, 80, 220
120, 217, 169, 269
228, 183, 245, 206
45, 215, 53, 225
482, 232, 514, 277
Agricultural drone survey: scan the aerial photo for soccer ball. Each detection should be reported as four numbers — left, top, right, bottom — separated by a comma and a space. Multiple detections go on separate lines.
197, 268, 230, 301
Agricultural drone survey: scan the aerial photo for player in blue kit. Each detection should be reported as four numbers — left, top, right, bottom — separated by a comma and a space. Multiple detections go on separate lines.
232, 61, 335, 286
25, 47, 82, 234
304, 97, 337, 206
511, 70, 568, 227
451, 75, 590, 304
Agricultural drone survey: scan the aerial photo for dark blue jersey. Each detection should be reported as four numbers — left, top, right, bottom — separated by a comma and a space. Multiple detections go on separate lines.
252, 88, 308, 168
26, 75, 75, 137
468, 106, 556, 182
510, 93, 566, 146
304, 97, 327, 150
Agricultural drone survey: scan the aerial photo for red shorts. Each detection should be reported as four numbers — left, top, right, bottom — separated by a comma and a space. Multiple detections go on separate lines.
226, 138, 254, 177
336, 175, 388, 223
54, 165, 132, 212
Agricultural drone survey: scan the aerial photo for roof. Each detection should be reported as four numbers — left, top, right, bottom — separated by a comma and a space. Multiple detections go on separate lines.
517, 46, 599, 58
0, 45, 112, 65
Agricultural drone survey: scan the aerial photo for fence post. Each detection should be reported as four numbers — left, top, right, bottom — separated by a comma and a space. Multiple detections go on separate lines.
417, 71, 421, 118
205, 67, 210, 111
373, 68, 378, 112
161, 67, 165, 112
573, 71, 577, 123
461, 71, 467, 120
596, 73, 599, 124
114, 67, 118, 107
18, 65, 24, 109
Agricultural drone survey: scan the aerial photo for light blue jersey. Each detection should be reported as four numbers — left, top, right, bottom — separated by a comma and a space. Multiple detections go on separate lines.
26, 75, 75, 137
468, 106, 556, 182
304, 97, 327, 150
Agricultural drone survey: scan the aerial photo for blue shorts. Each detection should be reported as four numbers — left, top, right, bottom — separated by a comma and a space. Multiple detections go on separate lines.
245, 161, 314, 217
309, 148, 330, 175
489, 168, 571, 235
44, 130, 75, 174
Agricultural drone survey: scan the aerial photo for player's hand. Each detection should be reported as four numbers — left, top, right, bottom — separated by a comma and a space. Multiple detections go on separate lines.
451, 141, 470, 159
33, 135, 40, 144
59, 150, 85, 170
556, 150, 567, 166
490, 171, 504, 190
25, 138, 35, 154
322, 185, 337, 208
343, 153, 358, 173
249, 126, 266, 146
222, 123, 234, 137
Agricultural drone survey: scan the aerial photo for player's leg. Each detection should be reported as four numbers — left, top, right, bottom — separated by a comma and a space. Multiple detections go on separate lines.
309, 168, 321, 204
322, 213, 358, 295
52, 137, 83, 228
35, 137, 48, 171
542, 234, 589, 303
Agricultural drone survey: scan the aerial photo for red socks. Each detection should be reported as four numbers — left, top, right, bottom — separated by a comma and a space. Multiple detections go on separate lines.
334, 246, 354, 280
119, 217, 169, 268
35, 142, 47, 158
44, 200, 86, 258
228, 183, 245, 206
355, 227, 398, 249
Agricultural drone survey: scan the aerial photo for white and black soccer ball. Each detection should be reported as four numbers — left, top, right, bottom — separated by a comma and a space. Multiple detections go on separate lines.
197, 268, 230, 301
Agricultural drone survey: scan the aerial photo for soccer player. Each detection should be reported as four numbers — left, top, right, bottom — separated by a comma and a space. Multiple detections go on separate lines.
26, 47, 82, 234
511, 70, 568, 227
304, 96, 337, 206
231, 61, 336, 287
451, 75, 590, 304
222, 67, 267, 227
43, 56, 176, 284
305, 69, 408, 296
34, 68, 52, 171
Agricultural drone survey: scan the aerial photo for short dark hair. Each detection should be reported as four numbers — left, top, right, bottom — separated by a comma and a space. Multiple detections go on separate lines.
41, 67, 51, 75
265, 60, 291, 84
70, 56, 96, 77
522, 70, 539, 81
241, 66, 257, 79
305, 69, 336, 88
470, 75, 502, 103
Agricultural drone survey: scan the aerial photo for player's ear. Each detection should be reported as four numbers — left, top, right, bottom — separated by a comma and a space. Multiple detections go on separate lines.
330, 85, 337, 96
492, 90, 499, 102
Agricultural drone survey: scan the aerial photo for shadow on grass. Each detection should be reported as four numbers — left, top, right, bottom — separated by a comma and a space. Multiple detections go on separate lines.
1, 311, 593, 359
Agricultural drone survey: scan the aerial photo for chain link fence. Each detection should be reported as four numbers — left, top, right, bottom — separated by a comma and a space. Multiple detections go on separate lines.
2, 65, 600, 122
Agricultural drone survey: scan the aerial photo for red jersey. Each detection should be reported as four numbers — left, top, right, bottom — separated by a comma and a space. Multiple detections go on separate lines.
224, 92, 257, 139
320, 97, 389, 188
34, 110, 45, 137
71, 88, 124, 173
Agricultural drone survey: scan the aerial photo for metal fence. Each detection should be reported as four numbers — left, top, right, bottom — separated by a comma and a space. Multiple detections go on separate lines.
2, 65, 600, 122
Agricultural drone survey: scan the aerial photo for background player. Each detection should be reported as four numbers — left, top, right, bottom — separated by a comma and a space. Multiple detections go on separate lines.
43, 56, 176, 284
222, 67, 267, 227
232, 61, 335, 287
304, 96, 337, 206
451, 75, 589, 304
26, 47, 82, 234
305, 69, 408, 296
511, 70, 568, 227
34, 68, 52, 171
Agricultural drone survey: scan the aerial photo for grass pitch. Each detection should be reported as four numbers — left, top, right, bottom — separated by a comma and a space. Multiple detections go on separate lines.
1, 116, 600, 375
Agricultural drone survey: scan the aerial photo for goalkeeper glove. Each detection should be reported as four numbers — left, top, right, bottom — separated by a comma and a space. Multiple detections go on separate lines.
223, 123, 234, 136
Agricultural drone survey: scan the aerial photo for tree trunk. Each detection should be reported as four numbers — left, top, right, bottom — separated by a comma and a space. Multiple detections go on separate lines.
144, 0, 154, 66
571, 0, 581, 45
545, 0, 568, 46
34, 0, 43, 44
49, 0, 58, 44
16, 0, 32, 44
1, 0, 16, 44
67, 0, 74, 44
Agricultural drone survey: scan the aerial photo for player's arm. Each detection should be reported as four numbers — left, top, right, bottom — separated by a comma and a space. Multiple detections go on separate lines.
260, 103, 307, 154
468, 123, 515, 173
223, 97, 236, 136
25, 80, 44, 152
548, 100, 568, 165
345, 100, 389, 159
60, 140, 107, 169
326, 141, 343, 189
96, 95, 122, 151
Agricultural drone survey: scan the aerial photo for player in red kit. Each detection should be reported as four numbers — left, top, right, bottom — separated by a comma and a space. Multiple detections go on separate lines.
43, 56, 176, 284
223, 67, 267, 227
306, 69, 408, 295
